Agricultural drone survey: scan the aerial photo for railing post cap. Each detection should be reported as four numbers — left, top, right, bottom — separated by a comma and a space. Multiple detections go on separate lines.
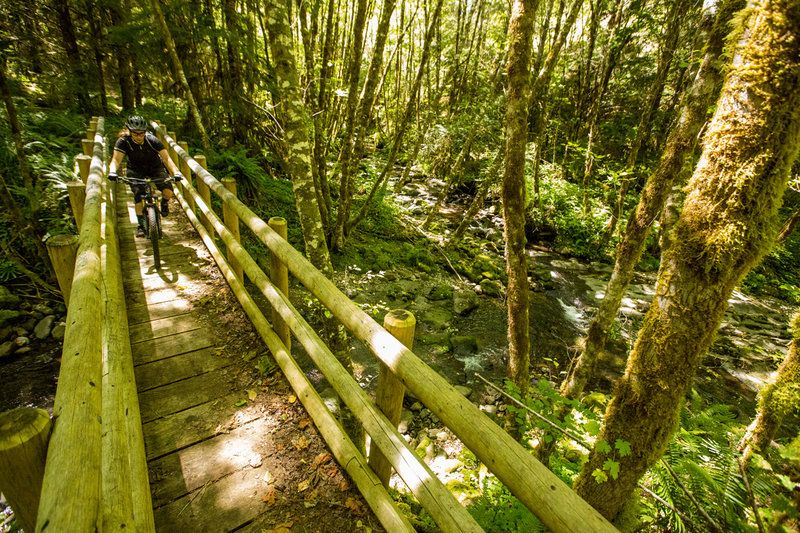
384, 309, 416, 328
45, 234, 79, 247
268, 216, 287, 226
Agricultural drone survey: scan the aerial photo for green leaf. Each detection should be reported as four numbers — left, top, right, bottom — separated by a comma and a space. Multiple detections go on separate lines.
591, 468, 608, 484
603, 459, 620, 480
234, 399, 247, 407
615, 439, 631, 457
585, 420, 602, 436
596, 440, 612, 454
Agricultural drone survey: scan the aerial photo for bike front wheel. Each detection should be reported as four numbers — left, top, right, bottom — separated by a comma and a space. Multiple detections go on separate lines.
147, 206, 161, 269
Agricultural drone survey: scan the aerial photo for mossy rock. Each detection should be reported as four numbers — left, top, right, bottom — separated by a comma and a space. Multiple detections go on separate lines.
451, 335, 478, 356
480, 279, 504, 297
418, 332, 451, 346
420, 308, 453, 329
0, 310, 22, 329
0, 286, 20, 310
428, 284, 454, 301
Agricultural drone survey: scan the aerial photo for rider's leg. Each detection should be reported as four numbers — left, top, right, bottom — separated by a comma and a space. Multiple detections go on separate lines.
160, 185, 174, 217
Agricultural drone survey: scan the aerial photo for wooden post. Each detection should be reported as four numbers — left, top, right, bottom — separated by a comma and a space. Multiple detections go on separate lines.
76, 154, 91, 184
177, 141, 191, 199
67, 181, 87, 230
88, 118, 98, 132
269, 217, 290, 351
85, 129, 96, 141
0, 408, 52, 533
195, 155, 213, 237
369, 309, 414, 487
81, 139, 93, 157
167, 131, 179, 167
46, 234, 79, 306
222, 178, 243, 281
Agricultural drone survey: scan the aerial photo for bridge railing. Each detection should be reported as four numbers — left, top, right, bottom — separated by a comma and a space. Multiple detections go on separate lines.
155, 122, 616, 533
33, 117, 155, 532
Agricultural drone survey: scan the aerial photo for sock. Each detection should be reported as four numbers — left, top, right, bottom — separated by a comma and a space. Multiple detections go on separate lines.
137, 214, 144, 227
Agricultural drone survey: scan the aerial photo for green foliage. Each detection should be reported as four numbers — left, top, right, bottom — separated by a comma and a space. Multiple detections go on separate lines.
466, 474, 545, 532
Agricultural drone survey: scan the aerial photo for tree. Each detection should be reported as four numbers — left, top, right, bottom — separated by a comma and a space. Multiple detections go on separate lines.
52, 0, 92, 112
574, 0, 800, 519
739, 309, 800, 466
502, 0, 538, 433
560, 0, 741, 403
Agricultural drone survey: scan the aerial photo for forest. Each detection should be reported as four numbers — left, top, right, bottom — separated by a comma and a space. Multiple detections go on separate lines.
0, 0, 799, 530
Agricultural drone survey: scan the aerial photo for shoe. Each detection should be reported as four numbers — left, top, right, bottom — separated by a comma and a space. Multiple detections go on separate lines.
161, 199, 169, 217
136, 226, 146, 238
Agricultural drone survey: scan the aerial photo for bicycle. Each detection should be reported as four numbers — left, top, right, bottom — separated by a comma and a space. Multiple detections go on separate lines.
117, 175, 180, 270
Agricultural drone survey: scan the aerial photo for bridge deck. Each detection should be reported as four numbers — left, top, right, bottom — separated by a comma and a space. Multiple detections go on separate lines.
115, 189, 383, 532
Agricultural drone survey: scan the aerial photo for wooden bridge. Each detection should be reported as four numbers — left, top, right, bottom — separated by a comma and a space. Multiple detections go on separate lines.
0, 118, 617, 532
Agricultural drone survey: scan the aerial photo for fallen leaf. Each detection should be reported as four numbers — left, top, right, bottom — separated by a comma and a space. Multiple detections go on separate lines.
298, 417, 312, 429
289, 395, 297, 403
345, 497, 365, 515
304, 500, 317, 508
312, 452, 331, 468
339, 479, 350, 492
234, 399, 247, 407
261, 486, 277, 506
292, 436, 312, 451
264, 470, 274, 484
247, 389, 258, 401
298, 478, 311, 492
327, 465, 339, 478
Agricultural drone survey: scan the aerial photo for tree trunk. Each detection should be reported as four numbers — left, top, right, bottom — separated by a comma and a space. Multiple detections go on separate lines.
223, 0, 249, 147
740, 310, 800, 466
53, 0, 91, 112
777, 206, 800, 243
503, 0, 538, 437
150, 0, 211, 153
574, 1, 800, 519
313, 0, 336, 231
560, 0, 737, 402
108, 0, 135, 111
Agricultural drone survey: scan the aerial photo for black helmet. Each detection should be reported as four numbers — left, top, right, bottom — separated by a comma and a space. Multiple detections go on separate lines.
125, 115, 148, 131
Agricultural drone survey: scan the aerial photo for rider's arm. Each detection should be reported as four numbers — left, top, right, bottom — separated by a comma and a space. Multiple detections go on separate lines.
158, 149, 181, 176
108, 150, 124, 175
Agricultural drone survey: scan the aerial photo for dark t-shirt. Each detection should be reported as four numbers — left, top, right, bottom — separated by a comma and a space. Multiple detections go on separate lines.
113, 132, 166, 177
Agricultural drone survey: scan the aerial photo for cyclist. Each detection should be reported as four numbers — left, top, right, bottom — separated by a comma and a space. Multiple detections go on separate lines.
107, 115, 183, 238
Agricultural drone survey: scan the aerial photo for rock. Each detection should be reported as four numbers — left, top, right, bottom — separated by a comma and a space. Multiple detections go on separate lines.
480, 404, 497, 416
34, 315, 56, 340
480, 279, 504, 297
436, 431, 449, 441
15, 347, 32, 355
454, 385, 473, 399
453, 290, 479, 316
21, 317, 37, 331
398, 409, 414, 434
0, 310, 22, 329
33, 304, 54, 315
14, 336, 30, 347
50, 322, 66, 341
0, 341, 14, 359
320, 388, 340, 416
420, 307, 453, 330
428, 285, 454, 301
428, 428, 441, 438
0, 286, 20, 309
409, 401, 423, 411
451, 335, 479, 357
418, 332, 451, 346
443, 458, 463, 473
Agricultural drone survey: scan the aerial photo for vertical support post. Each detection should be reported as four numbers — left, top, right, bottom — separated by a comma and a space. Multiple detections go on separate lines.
167, 131, 179, 167
369, 309, 415, 488
268, 217, 291, 351
222, 178, 244, 281
67, 181, 87, 230
46, 234, 79, 306
81, 139, 93, 157
177, 141, 191, 198
195, 155, 214, 237
76, 155, 92, 184
88, 118, 98, 132
0, 408, 52, 533
85, 129, 96, 141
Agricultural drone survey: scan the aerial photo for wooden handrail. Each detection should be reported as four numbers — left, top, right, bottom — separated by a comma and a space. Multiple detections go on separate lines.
159, 124, 617, 532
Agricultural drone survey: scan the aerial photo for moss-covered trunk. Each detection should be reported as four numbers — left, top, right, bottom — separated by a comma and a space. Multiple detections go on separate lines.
560, 0, 742, 402
574, 0, 800, 519
503, 0, 538, 425
740, 310, 800, 465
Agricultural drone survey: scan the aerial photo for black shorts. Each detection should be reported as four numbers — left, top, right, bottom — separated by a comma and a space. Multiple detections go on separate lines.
129, 168, 173, 203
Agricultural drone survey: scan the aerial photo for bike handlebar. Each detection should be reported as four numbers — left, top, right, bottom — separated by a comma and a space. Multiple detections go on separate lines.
115, 175, 181, 185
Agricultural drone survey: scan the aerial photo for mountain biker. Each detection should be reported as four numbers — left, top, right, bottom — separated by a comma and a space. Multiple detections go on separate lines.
107, 115, 183, 238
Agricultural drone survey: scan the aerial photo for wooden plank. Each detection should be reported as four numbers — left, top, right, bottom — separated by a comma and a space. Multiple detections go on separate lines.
126, 287, 189, 307
135, 348, 234, 392
132, 329, 213, 365
148, 418, 271, 507
138, 369, 237, 423
142, 392, 261, 460
127, 299, 194, 325
128, 313, 200, 342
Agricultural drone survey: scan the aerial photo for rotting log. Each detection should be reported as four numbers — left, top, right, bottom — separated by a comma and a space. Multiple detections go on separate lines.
0, 408, 51, 533
37, 119, 106, 532
67, 181, 86, 230
171, 187, 416, 533
101, 177, 155, 531
222, 177, 243, 281
163, 133, 616, 532
268, 216, 290, 351
370, 310, 414, 487
46, 234, 79, 306
177, 179, 483, 533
